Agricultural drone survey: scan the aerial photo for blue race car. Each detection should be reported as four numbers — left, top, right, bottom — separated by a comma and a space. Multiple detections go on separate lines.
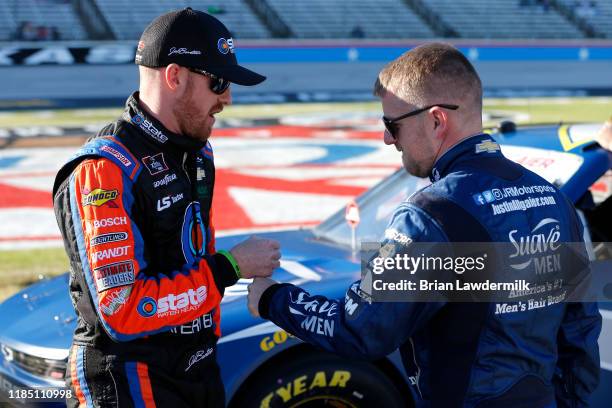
0, 122, 610, 407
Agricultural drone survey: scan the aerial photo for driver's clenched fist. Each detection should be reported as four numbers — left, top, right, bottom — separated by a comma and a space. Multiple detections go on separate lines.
230, 236, 281, 278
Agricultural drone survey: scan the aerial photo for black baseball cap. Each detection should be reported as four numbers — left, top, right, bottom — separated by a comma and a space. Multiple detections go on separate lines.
135, 8, 265, 86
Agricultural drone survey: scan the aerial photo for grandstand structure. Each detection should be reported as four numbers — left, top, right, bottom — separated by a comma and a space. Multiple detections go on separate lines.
1, 0, 611, 41
419, 0, 583, 39
96, 0, 269, 40
265, 0, 434, 38
1, 0, 87, 41
558, 0, 612, 38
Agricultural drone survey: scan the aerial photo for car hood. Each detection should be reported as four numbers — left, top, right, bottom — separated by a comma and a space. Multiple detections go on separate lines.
0, 228, 357, 358
0, 273, 74, 359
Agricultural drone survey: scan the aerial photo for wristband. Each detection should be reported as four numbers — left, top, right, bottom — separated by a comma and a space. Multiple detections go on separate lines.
218, 250, 241, 279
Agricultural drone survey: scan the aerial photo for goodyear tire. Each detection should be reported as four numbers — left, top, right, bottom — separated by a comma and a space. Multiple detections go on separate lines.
231, 349, 409, 408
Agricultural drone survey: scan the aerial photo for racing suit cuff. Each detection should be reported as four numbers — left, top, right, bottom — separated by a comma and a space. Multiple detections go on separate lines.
211, 253, 240, 289
259, 283, 294, 319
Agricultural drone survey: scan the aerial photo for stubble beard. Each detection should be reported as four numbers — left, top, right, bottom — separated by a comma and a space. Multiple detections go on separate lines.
174, 83, 214, 142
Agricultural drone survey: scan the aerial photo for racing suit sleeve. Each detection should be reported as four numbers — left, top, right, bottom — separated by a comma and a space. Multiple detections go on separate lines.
69, 158, 238, 341
554, 302, 601, 406
258, 203, 447, 359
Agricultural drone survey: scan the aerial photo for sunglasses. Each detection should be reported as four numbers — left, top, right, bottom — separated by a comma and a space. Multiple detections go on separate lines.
188, 68, 230, 95
382, 104, 459, 138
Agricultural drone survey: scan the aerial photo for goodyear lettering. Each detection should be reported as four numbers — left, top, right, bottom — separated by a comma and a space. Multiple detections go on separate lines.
153, 173, 177, 188
94, 261, 135, 292
91, 245, 130, 262
82, 188, 119, 207
260, 370, 351, 408
260, 330, 289, 352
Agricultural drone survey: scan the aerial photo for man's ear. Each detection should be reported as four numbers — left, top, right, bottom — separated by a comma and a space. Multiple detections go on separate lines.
164, 64, 182, 91
430, 107, 448, 135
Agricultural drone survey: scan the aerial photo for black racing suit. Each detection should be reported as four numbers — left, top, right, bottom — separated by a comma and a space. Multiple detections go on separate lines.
53, 92, 238, 407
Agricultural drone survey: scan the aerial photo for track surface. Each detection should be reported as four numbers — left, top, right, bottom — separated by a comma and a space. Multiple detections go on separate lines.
0, 123, 398, 249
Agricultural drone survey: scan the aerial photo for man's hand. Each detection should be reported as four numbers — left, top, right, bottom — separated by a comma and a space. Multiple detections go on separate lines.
597, 119, 612, 151
247, 277, 278, 317
230, 236, 281, 279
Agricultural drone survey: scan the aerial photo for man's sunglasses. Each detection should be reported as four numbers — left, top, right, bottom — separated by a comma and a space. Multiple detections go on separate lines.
382, 104, 459, 137
188, 68, 230, 95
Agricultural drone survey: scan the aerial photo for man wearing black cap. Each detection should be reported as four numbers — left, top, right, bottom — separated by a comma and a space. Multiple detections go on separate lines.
53, 8, 279, 407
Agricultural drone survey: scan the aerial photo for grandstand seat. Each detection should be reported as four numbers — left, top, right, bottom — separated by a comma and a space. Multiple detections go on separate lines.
558, 0, 612, 38
419, 0, 585, 39
94, 0, 270, 40
265, 0, 434, 38
1, 0, 86, 41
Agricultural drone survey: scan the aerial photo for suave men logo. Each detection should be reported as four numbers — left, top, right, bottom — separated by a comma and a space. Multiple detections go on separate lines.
508, 218, 561, 273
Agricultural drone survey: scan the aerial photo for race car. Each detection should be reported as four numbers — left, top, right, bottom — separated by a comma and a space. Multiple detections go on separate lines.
0, 122, 610, 407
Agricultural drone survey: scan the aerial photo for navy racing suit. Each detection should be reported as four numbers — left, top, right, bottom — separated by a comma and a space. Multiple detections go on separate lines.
259, 134, 601, 407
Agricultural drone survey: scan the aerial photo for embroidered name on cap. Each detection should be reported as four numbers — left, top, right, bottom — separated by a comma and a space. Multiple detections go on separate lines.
168, 47, 202, 56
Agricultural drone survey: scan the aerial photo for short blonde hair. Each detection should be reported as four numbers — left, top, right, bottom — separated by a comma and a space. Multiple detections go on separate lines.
373, 43, 482, 112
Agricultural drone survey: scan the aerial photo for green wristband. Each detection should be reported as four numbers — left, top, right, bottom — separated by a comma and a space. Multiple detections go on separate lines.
218, 250, 241, 279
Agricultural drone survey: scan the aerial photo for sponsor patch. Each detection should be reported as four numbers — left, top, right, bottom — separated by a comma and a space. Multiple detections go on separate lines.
81, 187, 119, 208
93, 261, 135, 292
157, 193, 184, 211
384, 228, 412, 245
492, 196, 556, 215
100, 286, 131, 316
142, 153, 169, 175
91, 232, 128, 246
153, 173, 177, 189
100, 145, 132, 167
217, 38, 234, 54
508, 218, 561, 271
91, 245, 130, 263
475, 140, 500, 154
131, 114, 168, 144
87, 217, 128, 231
137, 286, 208, 318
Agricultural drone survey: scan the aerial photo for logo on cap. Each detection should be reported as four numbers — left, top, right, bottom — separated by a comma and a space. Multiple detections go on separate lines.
217, 38, 234, 55
138, 41, 145, 51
